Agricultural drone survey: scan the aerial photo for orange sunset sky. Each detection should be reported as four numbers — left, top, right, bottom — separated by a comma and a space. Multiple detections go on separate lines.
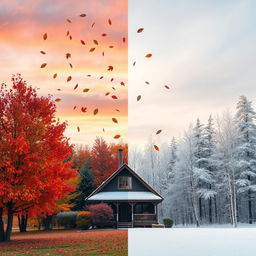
0, 0, 128, 146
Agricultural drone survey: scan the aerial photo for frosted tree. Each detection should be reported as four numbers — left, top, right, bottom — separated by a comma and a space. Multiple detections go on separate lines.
235, 96, 256, 224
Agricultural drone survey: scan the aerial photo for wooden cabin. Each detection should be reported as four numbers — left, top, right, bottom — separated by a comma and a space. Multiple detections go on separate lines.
85, 149, 163, 228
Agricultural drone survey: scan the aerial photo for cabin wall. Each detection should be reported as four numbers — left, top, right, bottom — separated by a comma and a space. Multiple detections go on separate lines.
101, 168, 151, 192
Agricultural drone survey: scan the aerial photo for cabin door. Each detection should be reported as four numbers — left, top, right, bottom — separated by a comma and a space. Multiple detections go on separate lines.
119, 203, 132, 222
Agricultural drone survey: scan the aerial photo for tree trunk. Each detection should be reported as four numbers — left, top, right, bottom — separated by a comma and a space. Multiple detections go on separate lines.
248, 188, 252, 224
0, 208, 5, 242
18, 214, 28, 232
43, 215, 52, 230
5, 204, 14, 241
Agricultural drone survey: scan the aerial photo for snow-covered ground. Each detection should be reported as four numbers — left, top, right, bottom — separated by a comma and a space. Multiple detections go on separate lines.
128, 227, 256, 256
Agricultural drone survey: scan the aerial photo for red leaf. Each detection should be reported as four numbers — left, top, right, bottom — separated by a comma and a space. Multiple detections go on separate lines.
137, 28, 144, 33
110, 78, 114, 82
80, 40, 85, 45
77, 126, 80, 132
108, 66, 113, 71
164, 85, 170, 89
122, 37, 126, 43
67, 76, 72, 82
145, 53, 152, 58
73, 84, 78, 90
108, 18, 112, 25
73, 106, 77, 110
43, 33, 47, 40
101, 33, 107, 37
112, 95, 118, 100
114, 135, 121, 139
120, 82, 125, 86
154, 145, 159, 151
81, 107, 87, 113
112, 118, 118, 123
40, 63, 47, 68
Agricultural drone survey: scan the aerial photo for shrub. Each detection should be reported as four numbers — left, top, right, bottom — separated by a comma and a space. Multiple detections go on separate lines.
56, 211, 78, 229
87, 203, 114, 225
163, 218, 174, 228
76, 211, 92, 229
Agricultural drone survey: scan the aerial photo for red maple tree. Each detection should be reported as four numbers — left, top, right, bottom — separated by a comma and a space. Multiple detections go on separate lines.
0, 75, 76, 241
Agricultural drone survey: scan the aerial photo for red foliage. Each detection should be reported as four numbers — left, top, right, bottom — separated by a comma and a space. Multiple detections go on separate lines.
87, 203, 114, 223
0, 75, 76, 217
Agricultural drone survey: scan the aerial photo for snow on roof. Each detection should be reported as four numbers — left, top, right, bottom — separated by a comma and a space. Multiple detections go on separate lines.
86, 191, 162, 201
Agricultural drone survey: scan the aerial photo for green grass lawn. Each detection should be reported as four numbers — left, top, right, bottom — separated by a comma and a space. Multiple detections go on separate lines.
0, 229, 127, 256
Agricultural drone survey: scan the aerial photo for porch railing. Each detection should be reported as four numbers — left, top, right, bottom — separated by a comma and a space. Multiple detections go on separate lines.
133, 214, 157, 222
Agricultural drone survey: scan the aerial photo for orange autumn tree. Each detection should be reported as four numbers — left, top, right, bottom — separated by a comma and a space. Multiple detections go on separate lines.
0, 75, 76, 242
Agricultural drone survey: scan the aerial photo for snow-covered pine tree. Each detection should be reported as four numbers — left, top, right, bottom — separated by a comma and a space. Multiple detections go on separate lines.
204, 115, 217, 223
235, 96, 256, 224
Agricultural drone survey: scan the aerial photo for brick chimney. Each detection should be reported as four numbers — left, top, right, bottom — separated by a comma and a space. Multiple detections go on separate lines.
118, 148, 123, 167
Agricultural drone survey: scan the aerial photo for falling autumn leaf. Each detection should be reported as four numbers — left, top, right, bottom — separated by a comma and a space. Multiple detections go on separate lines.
93, 108, 99, 115
83, 88, 90, 93
69, 63, 73, 68
145, 81, 150, 85
102, 52, 105, 56
108, 18, 112, 25
40, 63, 47, 68
77, 126, 80, 132
73, 106, 77, 110
66, 30, 69, 36
112, 87, 116, 91
53, 73, 57, 79
93, 40, 98, 45
137, 28, 144, 33
66, 18, 72, 23
114, 135, 121, 139
57, 89, 61, 91
145, 53, 152, 58
67, 76, 72, 82
55, 98, 61, 102
112, 118, 118, 123
120, 82, 125, 86
40, 51, 46, 54
91, 22, 95, 27
66, 53, 71, 59
154, 145, 160, 151
89, 48, 95, 52
99, 76, 103, 79
103, 128, 105, 132
87, 75, 91, 77
69, 35, 72, 40
109, 45, 114, 48
81, 107, 87, 112
137, 95, 141, 101
43, 33, 47, 40
108, 66, 113, 71
156, 129, 162, 135
115, 109, 120, 112
112, 95, 118, 100
80, 40, 85, 45
102, 33, 107, 37
110, 78, 114, 82
133, 61, 136, 66
80, 13, 86, 17
122, 37, 126, 43
73, 84, 78, 90
105, 92, 110, 96
164, 85, 170, 89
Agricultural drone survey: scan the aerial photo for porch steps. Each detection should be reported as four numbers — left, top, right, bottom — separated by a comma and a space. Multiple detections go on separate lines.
117, 222, 133, 228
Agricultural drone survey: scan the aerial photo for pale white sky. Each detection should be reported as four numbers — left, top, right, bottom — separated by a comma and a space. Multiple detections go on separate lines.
128, 0, 256, 147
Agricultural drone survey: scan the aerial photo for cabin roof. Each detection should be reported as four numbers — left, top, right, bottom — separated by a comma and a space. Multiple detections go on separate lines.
85, 163, 163, 201
87, 191, 162, 201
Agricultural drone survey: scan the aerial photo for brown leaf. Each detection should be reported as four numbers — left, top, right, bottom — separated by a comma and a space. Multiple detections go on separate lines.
66, 30, 69, 36
91, 22, 95, 27
109, 45, 114, 48
40, 51, 46, 54
122, 37, 126, 43
89, 48, 95, 52
133, 61, 136, 66
66, 53, 71, 59
83, 88, 90, 93
80, 13, 86, 17
69, 63, 73, 68
154, 145, 159, 151
55, 98, 61, 102
40, 63, 47, 68
74, 84, 78, 90
66, 18, 72, 23
80, 40, 85, 45
93, 39, 98, 45
156, 129, 162, 135
43, 33, 47, 40
164, 85, 170, 89
67, 76, 72, 82
77, 126, 80, 132
53, 73, 57, 79
114, 135, 121, 139
145, 53, 152, 58
115, 109, 120, 112
112, 118, 118, 123
103, 128, 105, 132
93, 108, 99, 115
137, 95, 141, 101
145, 81, 150, 85
69, 35, 72, 40
108, 18, 112, 25
105, 92, 110, 96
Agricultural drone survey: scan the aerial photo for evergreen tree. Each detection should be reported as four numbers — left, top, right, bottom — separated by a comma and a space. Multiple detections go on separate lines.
235, 96, 256, 224
71, 164, 95, 211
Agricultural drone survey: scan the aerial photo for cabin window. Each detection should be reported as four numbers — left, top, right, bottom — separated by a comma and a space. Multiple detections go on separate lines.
134, 203, 154, 214
118, 176, 132, 190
